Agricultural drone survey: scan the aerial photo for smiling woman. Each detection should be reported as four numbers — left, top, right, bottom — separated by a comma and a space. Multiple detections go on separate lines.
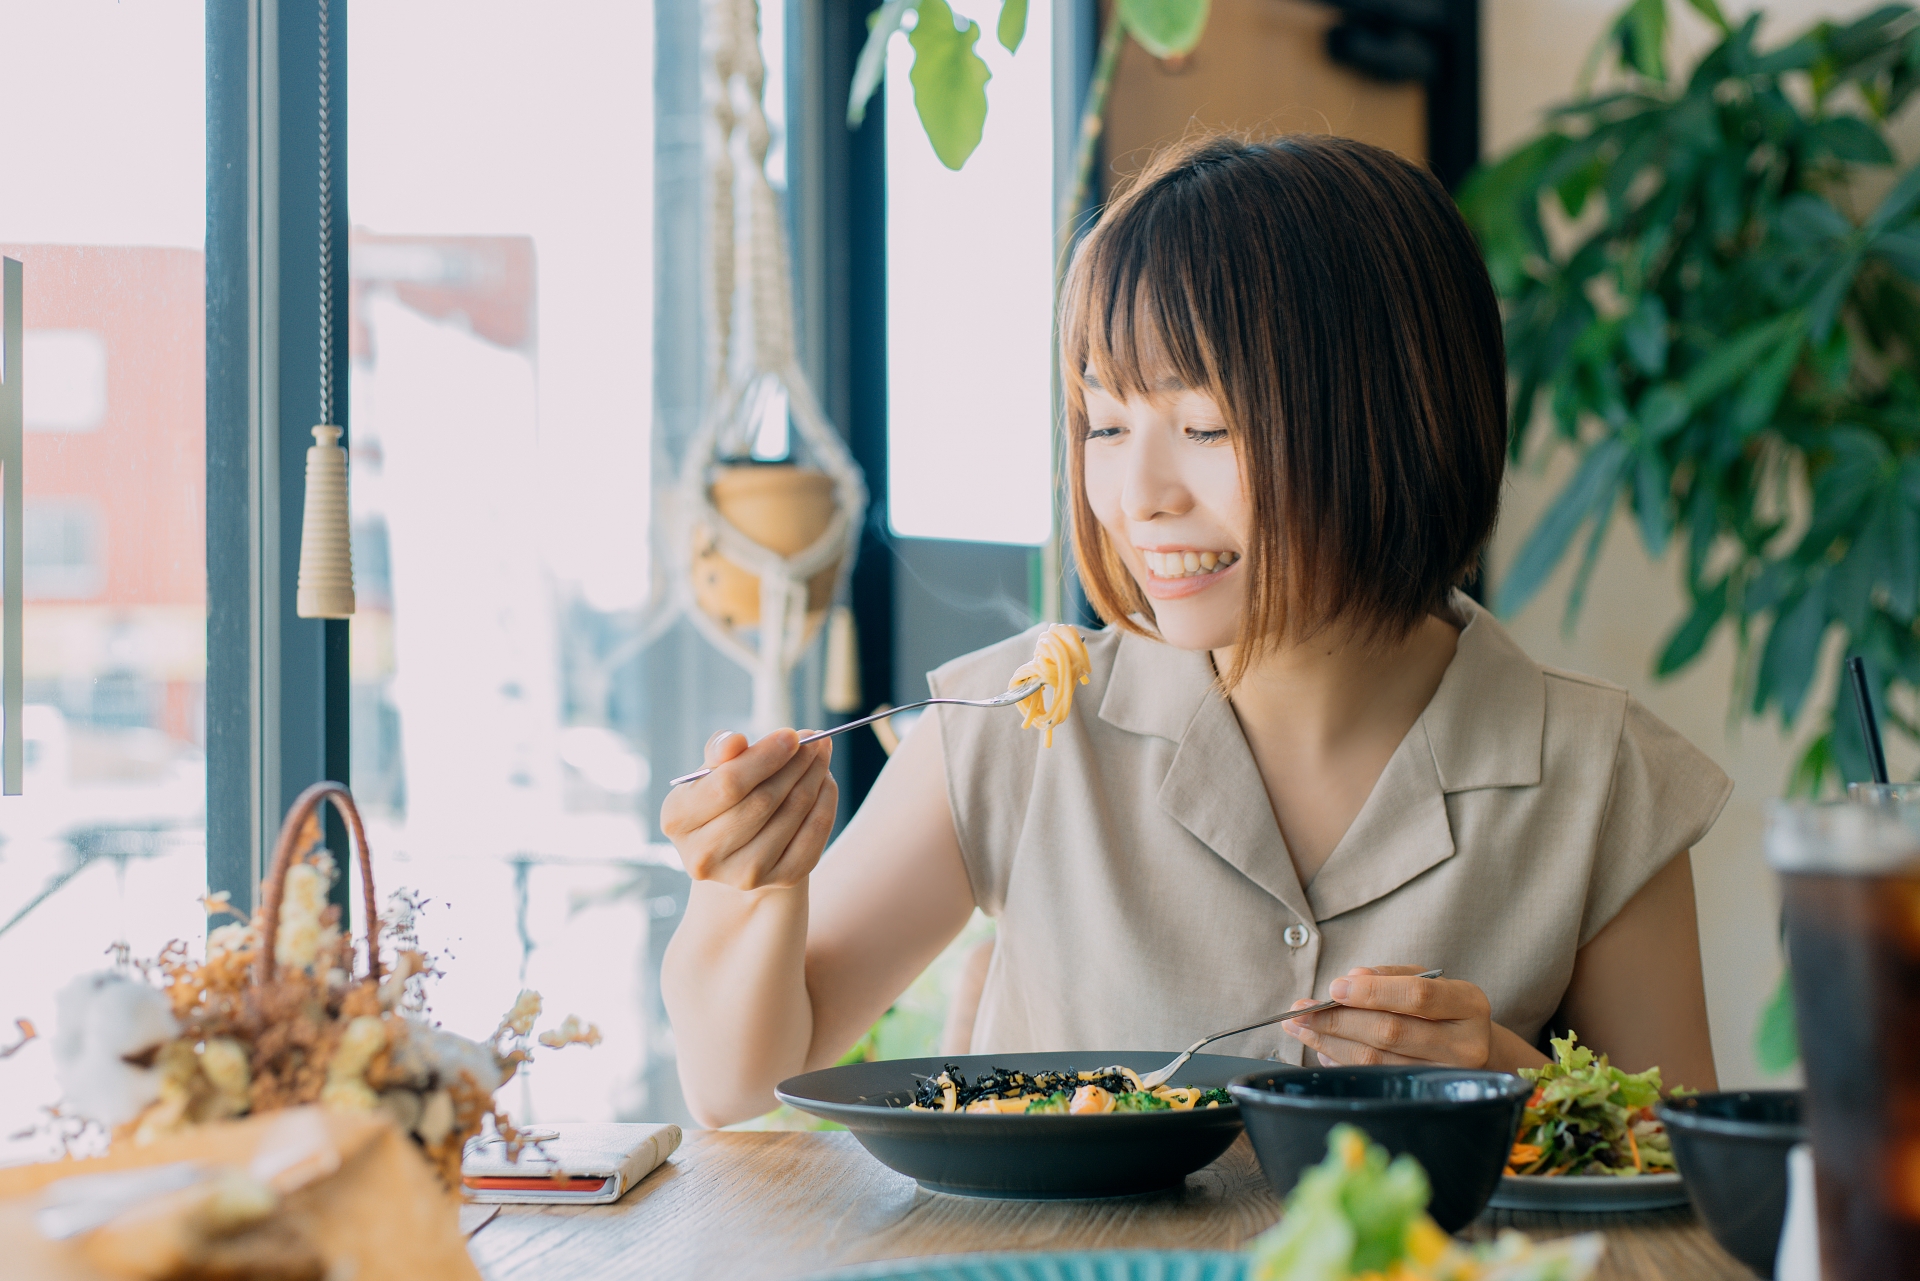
660, 132, 1729, 1130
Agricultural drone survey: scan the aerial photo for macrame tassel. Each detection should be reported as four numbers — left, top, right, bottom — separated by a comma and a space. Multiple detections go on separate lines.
295, 424, 356, 619
824, 605, 861, 714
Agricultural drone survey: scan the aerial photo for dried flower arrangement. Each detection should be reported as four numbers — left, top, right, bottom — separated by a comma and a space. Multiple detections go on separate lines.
33, 782, 598, 1187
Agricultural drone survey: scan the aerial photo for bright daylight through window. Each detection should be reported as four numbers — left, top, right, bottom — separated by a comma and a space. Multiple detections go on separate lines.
0, 1, 210, 1155
885, 0, 1056, 547
349, 0, 729, 1128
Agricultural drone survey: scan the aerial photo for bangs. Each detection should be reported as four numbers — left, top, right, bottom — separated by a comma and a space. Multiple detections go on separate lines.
1061, 213, 1227, 414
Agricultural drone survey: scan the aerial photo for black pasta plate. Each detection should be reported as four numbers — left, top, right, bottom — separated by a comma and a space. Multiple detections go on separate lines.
776, 1051, 1266, 1200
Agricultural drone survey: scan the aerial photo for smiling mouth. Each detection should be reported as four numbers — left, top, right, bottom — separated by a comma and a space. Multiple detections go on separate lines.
1140, 549, 1239, 580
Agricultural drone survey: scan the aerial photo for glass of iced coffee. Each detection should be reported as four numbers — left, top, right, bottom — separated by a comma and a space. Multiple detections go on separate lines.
1767, 800, 1920, 1280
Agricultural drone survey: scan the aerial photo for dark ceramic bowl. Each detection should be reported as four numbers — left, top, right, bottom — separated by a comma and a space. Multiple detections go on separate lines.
1657, 1090, 1804, 1279
1228, 1066, 1530, 1232
777, 1052, 1263, 1199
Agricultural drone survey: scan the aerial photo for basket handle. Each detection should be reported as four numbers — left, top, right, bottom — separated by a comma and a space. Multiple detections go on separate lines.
255, 781, 382, 988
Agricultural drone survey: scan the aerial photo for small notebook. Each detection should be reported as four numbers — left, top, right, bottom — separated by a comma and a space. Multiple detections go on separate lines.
461, 1122, 681, 1205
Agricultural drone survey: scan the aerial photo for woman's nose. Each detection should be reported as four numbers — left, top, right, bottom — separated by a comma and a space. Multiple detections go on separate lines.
1120, 432, 1192, 523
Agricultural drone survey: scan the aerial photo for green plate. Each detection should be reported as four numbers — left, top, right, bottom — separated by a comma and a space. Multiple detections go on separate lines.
810, 1252, 1249, 1281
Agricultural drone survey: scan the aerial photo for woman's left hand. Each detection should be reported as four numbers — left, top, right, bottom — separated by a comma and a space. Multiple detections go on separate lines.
1284, 965, 1493, 1068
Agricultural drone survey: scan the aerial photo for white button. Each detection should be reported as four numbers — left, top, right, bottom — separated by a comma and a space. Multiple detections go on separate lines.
1283, 924, 1311, 948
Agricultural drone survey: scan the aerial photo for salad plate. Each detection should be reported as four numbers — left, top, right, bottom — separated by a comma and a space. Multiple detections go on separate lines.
809, 1252, 1247, 1281
1487, 1171, 1688, 1213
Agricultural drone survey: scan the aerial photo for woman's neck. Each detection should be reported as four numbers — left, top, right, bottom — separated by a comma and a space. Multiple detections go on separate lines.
1216, 611, 1461, 885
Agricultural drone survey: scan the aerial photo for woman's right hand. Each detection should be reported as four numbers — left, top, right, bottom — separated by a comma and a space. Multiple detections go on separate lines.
661, 729, 838, 891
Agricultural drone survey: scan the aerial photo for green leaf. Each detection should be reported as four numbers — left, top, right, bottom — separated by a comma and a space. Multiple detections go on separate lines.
1497, 437, 1632, 619
1874, 229, 1920, 283
1755, 969, 1799, 1073
1777, 192, 1854, 246
1807, 115, 1896, 165
908, 0, 992, 170
1623, 293, 1670, 375
1865, 161, 1920, 235
1731, 322, 1808, 434
1804, 248, 1864, 342
1681, 314, 1805, 409
1658, 577, 1729, 675
996, 0, 1027, 52
1119, 0, 1209, 60
848, 0, 921, 129
1639, 383, 1690, 439
1634, 447, 1672, 557
1619, 0, 1670, 82
1757, 579, 1830, 725
1563, 481, 1619, 632
1684, 0, 1732, 35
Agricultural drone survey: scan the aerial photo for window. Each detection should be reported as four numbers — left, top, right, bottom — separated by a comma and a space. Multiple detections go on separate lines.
24, 331, 109, 434
349, 0, 736, 1126
884, 0, 1057, 547
0, 0, 208, 1158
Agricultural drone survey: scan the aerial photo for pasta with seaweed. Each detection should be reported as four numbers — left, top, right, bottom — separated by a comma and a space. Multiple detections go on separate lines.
907, 1064, 1231, 1115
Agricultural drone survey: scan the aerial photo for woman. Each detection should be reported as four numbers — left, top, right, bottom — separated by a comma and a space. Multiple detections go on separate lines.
661, 135, 1729, 1128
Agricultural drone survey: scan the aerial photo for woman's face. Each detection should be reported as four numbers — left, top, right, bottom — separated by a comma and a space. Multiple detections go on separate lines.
1080, 372, 1249, 651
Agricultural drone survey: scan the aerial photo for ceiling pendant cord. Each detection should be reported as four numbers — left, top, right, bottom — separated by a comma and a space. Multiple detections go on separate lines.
296, 0, 355, 620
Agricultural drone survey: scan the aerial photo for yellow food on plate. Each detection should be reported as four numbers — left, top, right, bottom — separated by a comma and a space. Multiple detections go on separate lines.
1008, 623, 1091, 747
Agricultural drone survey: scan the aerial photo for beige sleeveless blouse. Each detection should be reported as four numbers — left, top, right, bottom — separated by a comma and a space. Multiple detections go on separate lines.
926, 592, 1732, 1064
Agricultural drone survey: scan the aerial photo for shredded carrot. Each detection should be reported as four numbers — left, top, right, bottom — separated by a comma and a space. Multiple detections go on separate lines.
1627, 1125, 1643, 1173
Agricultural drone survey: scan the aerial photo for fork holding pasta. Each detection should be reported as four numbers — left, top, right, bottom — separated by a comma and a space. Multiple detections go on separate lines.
1009, 624, 1091, 747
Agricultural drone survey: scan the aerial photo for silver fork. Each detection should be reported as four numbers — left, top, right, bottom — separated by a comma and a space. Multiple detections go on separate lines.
1136, 968, 1445, 1089
668, 681, 1044, 787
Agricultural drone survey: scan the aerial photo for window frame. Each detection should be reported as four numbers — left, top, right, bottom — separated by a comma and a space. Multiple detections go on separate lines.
206, 0, 350, 912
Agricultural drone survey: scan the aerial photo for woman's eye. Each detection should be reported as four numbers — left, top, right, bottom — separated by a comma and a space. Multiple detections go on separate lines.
1185, 427, 1229, 444
1084, 425, 1124, 441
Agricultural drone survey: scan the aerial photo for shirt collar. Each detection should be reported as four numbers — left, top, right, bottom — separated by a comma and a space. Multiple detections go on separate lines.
1094, 591, 1545, 923
1096, 591, 1545, 794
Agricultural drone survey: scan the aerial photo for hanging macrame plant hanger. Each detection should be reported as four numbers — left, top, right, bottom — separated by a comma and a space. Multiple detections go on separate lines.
676, 0, 867, 737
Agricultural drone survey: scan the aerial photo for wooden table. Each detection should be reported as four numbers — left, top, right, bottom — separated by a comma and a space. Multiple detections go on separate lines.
465, 1132, 1757, 1281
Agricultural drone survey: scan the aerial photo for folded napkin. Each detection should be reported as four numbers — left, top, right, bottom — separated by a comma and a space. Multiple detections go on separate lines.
461, 1123, 680, 1205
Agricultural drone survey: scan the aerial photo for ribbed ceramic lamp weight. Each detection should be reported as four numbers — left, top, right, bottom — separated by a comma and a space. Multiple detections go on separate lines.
293, 0, 354, 621
295, 425, 355, 619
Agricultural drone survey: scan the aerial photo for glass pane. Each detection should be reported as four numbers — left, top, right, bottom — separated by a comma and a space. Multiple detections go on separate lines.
0, 0, 208, 1159
351, 0, 737, 1128
885, 0, 1055, 546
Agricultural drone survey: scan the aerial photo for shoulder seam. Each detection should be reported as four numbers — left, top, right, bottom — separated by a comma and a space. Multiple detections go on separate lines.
1541, 666, 1628, 695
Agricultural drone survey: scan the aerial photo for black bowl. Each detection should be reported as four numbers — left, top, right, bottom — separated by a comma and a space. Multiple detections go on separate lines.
775, 1051, 1263, 1199
1229, 1066, 1530, 1232
1657, 1090, 1804, 1279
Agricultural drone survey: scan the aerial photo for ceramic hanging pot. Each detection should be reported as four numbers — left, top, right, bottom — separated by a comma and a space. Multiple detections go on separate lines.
691, 463, 841, 635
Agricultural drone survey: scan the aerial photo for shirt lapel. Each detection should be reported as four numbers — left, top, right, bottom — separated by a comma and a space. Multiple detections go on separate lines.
1098, 630, 1317, 927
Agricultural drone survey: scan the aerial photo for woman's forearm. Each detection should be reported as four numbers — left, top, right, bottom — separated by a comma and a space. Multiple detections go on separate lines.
660, 878, 815, 1127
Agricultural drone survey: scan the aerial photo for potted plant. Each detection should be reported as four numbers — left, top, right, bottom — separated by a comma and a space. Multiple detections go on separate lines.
1459, 0, 1920, 794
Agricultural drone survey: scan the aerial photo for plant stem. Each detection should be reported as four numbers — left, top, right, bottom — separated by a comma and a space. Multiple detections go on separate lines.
1044, 5, 1126, 625
1058, 8, 1128, 260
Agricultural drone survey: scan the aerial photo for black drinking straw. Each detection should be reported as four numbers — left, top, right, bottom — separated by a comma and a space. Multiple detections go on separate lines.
1847, 655, 1891, 786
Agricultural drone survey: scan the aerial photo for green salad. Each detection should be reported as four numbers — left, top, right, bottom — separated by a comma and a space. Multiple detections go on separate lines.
1247, 1125, 1603, 1281
1506, 1032, 1683, 1178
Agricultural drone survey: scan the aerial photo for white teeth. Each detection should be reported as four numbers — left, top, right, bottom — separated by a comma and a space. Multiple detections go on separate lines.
1141, 549, 1239, 579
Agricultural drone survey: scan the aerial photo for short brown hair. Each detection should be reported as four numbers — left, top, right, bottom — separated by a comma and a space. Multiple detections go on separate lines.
1061, 133, 1507, 683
